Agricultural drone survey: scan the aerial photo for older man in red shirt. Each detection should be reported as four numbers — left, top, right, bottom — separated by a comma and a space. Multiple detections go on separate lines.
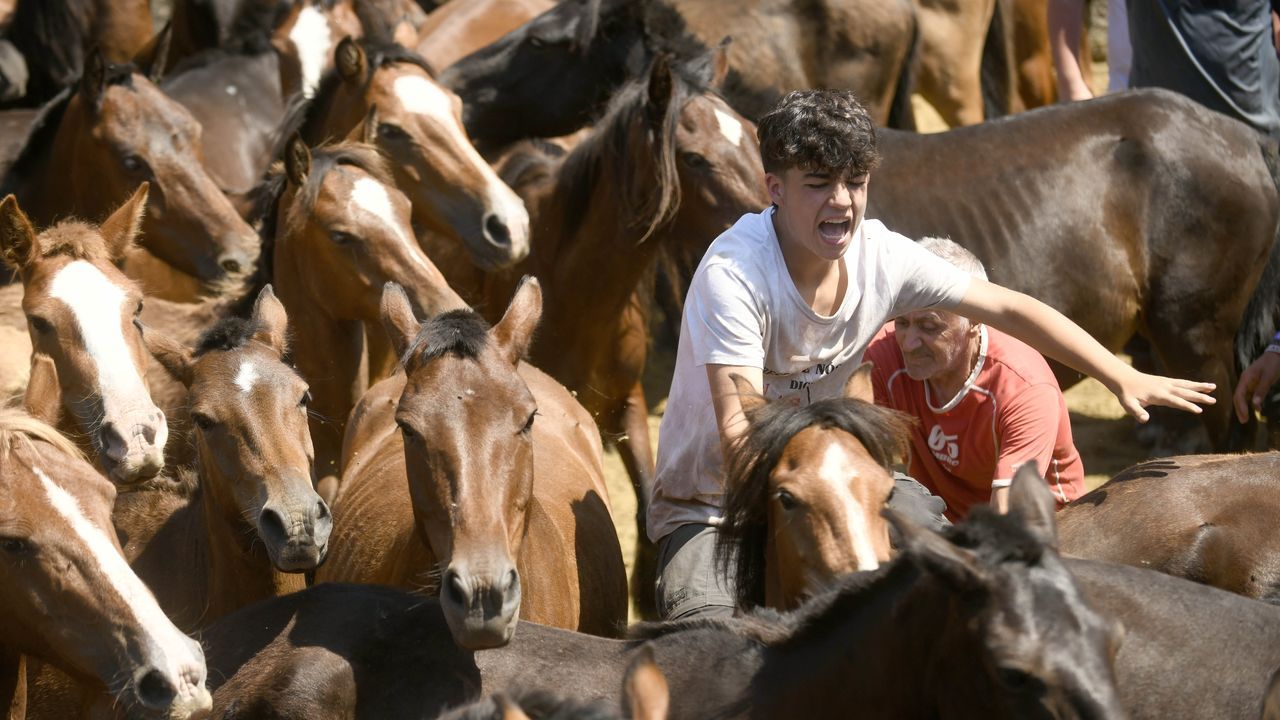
865, 238, 1086, 519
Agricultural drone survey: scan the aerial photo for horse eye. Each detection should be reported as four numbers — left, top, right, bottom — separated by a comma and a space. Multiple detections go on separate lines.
527, 35, 548, 49
134, 300, 144, 317
330, 231, 358, 246
775, 489, 798, 510
396, 419, 417, 439
680, 151, 710, 169
378, 123, 409, 141
520, 410, 538, 435
300, 390, 312, 408
191, 412, 216, 431
122, 155, 147, 173
0, 537, 31, 555
26, 315, 52, 334
999, 667, 1033, 691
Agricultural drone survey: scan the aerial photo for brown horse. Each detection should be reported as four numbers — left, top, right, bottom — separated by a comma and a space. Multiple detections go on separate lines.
914, 0, 997, 126
272, 0, 364, 99
259, 136, 468, 499
1, 49, 260, 294
103, 285, 331, 632
202, 480, 1124, 718
484, 52, 766, 611
0, 409, 211, 718
717, 366, 913, 610
868, 89, 1280, 452
414, 0, 554, 70
297, 36, 529, 298
0, 187, 170, 484
7, 0, 153, 105
316, 279, 626, 649
1058, 452, 1280, 602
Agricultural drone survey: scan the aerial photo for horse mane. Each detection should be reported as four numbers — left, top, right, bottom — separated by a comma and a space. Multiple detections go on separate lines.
295, 141, 395, 214
30, 220, 111, 262
717, 396, 914, 609
554, 55, 710, 249
401, 310, 491, 368
0, 408, 85, 464
194, 316, 262, 356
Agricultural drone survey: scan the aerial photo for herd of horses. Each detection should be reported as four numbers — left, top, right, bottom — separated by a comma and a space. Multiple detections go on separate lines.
0, 0, 1278, 717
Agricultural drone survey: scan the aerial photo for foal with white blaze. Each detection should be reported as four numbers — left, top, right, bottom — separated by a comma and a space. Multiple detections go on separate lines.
0, 187, 168, 483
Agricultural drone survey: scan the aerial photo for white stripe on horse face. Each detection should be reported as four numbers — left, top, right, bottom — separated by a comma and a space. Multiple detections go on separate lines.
714, 107, 744, 147
818, 442, 880, 572
48, 261, 149, 408
290, 5, 331, 99
349, 176, 430, 270
33, 466, 199, 684
390, 75, 531, 250
234, 360, 259, 395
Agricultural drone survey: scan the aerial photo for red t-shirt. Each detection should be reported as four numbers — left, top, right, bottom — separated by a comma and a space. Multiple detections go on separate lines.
866, 323, 1085, 520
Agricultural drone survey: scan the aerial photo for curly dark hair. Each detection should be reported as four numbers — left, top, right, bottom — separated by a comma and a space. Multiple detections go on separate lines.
756, 89, 880, 177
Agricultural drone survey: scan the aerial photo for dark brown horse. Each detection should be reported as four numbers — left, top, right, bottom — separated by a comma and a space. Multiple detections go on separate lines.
868, 89, 1280, 452
315, 279, 626, 649
440, 0, 919, 153
717, 367, 913, 610
1058, 452, 1280, 602
0, 409, 211, 719
484, 51, 766, 611
1, 49, 260, 293
202, 481, 1123, 718
0, 187, 170, 483
414, 0, 554, 70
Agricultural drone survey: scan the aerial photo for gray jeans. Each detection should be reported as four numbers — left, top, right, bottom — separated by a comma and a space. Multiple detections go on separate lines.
654, 474, 949, 620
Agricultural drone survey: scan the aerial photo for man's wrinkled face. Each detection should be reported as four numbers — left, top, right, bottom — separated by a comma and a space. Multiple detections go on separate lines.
767, 167, 868, 261
894, 309, 976, 381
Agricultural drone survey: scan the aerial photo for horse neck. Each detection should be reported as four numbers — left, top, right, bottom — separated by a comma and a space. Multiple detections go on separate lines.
196, 455, 305, 623
752, 562, 955, 716
26, 103, 105, 225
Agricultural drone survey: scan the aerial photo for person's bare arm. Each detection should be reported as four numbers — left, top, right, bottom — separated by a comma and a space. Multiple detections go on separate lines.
953, 279, 1215, 421
991, 486, 1010, 514
1048, 0, 1095, 101
707, 364, 765, 458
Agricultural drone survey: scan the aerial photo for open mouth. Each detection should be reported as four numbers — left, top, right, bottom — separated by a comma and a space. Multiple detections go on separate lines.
818, 219, 850, 243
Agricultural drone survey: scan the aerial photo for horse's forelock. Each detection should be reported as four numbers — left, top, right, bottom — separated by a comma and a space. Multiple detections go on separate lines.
0, 409, 85, 465
35, 222, 110, 262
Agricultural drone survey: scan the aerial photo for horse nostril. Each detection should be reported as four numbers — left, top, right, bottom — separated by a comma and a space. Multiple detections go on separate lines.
445, 570, 468, 607
315, 500, 330, 521
135, 668, 177, 709
502, 568, 518, 593
259, 507, 286, 544
483, 213, 511, 248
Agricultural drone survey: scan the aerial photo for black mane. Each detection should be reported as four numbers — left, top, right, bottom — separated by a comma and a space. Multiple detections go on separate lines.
194, 316, 261, 357
403, 310, 492, 366
716, 396, 914, 609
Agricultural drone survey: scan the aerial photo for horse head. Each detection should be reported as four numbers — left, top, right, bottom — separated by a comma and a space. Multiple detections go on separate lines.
0, 410, 210, 717
719, 364, 910, 610
0, 188, 168, 483
381, 278, 542, 650
142, 285, 331, 573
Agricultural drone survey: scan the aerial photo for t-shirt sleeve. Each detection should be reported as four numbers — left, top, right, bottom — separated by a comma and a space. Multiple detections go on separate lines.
993, 383, 1064, 486
864, 323, 899, 407
684, 261, 766, 367
881, 231, 973, 316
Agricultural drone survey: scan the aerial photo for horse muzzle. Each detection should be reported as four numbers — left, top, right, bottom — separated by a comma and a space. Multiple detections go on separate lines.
439, 564, 522, 650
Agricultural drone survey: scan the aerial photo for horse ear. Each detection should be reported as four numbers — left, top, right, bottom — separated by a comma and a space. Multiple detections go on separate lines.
139, 322, 193, 388
710, 36, 732, 89
135, 20, 173, 82
362, 104, 380, 145
1007, 461, 1058, 548
646, 54, 674, 129
728, 373, 767, 419
0, 194, 37, 271
842, 362, 875, 403
99, 183, 149, 262
380, 282, 421, 362
623, 645, 669, 720
884, 507, 991, 594
494, 694, 530, 720
335, 36, 366, 84
250, 285, 290, 357
23, 354, 62, 427
82, 46, 107, 109
285, 134, 311, 187
492, 276, 542, 365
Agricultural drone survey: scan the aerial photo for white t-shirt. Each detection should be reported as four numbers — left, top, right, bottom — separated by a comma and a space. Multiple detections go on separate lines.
648, 208, 973, 542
